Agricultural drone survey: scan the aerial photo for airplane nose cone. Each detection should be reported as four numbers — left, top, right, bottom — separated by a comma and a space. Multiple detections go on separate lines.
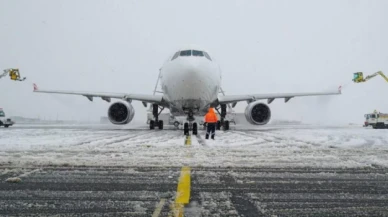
161, 56, 219, 106
174, 59, 206, 99
174, 59, 203, 83
181, 59, 201, 77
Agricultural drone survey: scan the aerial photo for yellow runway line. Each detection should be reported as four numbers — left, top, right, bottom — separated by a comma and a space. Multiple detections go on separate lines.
175, 166, 191, 203
185, 135, 191, 146
172, 166, 191, 216
170, 135, 192, 216
152, 198, 166, 217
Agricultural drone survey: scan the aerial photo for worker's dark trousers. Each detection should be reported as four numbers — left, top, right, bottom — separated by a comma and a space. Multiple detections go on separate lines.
206, 123, 216, 139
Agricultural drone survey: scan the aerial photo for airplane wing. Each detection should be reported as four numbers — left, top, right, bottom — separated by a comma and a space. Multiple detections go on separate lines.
32, 83, 164, 104
218, 86, 342, 105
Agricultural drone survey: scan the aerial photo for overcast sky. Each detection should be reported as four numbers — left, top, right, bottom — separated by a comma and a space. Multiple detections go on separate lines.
0, 0, 387, 124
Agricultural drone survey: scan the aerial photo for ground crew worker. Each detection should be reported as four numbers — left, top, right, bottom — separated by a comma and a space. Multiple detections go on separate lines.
204, 107, 218, 139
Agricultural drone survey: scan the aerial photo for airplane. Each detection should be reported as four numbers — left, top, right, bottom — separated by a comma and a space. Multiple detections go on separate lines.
33, 45, 342, 135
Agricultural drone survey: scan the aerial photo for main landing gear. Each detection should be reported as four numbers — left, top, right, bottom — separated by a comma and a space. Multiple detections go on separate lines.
215, 104, 230, 131
149, 104, 164, 130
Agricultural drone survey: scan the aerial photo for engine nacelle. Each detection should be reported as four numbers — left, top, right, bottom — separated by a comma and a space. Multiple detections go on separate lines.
244, 101, 271, 125
107, 101, 135, 125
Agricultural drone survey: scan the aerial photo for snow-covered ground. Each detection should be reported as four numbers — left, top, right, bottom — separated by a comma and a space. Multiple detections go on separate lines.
1, 124, 387, 168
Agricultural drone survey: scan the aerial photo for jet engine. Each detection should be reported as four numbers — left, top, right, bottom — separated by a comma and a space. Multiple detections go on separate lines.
244, 101, 271, 125
107, 101, 135, 125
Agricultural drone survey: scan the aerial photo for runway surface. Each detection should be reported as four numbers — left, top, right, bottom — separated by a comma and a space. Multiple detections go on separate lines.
1, 166, 388, 216
1, 123, 388, 216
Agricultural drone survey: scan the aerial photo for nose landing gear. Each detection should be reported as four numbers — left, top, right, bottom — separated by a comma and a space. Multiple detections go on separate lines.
184, 122, 189, 135
192, 122, 198, 135
183, 109, 198, 135
183, 122, 198, 136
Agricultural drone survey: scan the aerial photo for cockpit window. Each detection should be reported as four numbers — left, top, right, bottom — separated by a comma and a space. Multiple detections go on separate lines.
171, 51, 179, 61
0, 111, 4, 117
204, 52, 212, 61
180, 50, 191, 56
172, 50, 212, 61
192, 50, 204, 56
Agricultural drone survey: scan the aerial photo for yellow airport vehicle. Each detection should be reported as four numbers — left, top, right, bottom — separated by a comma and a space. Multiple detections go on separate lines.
1, 68, 26, 81
353, 71, 388, 83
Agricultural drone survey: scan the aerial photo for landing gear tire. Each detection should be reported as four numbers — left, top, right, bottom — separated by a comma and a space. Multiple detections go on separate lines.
158, 120, 163, 129
216, 121, 221, 130
184, 123, 189, 135
149, 120, 155, 130
224, 120, 230, 131
192, 123, 198, 135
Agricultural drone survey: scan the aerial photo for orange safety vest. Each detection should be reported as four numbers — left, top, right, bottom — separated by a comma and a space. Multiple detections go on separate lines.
205, 108, 218, 123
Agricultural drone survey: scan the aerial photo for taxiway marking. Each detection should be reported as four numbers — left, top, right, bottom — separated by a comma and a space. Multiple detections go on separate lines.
185, 135, 191, 145
170, 135, 193, 216
152, 198, 166, 217
172, 166, 191, 216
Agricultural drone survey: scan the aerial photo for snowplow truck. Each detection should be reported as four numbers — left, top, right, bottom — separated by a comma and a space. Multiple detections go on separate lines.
364, 111, 388, 129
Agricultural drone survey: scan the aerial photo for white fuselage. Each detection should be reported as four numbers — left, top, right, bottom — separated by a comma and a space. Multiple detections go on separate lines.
159, 48, 221, 116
